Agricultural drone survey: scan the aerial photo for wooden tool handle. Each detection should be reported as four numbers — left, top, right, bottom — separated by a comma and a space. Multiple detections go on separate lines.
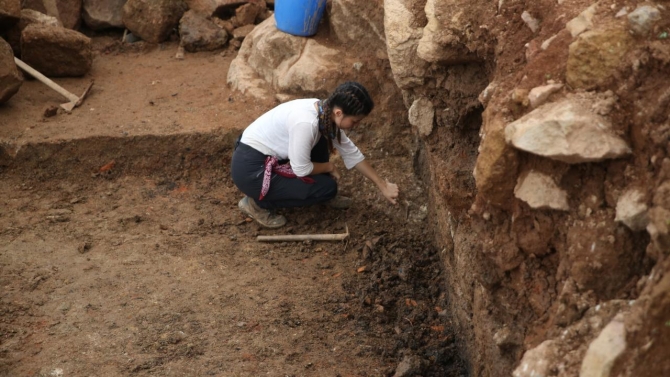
257, 233, 349, 242
14, 57, 79, 103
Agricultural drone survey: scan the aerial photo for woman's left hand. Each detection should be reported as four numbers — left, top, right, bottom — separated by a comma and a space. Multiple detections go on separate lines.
330, 165, 341, 181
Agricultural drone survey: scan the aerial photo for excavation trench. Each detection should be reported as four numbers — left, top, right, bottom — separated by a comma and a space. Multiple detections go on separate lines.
0, 128, 471, 376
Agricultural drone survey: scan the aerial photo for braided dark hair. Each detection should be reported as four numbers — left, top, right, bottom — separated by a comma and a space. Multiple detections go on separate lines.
318, 81, 374, 152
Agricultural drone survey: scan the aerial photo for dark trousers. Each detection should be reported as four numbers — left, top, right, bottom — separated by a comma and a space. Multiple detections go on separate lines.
231, 136, 337, 210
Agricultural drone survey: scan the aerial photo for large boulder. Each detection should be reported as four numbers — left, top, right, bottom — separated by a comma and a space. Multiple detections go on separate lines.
383, 0, 428, 89
82, 0, 127, 30
122, 0, 188, 43
5, 9, 61, 56
21, 0, 82, 29
0, 37, 22, 103
566, 26, 633, 90
21, 24, 92, 77
505, 98, 631, 164
179, 9, 228, 52
0, 0, 21, 33
228, 16, 359, 99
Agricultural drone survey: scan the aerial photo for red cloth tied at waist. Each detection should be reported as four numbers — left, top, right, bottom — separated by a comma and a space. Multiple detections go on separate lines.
259, 156, 315, 200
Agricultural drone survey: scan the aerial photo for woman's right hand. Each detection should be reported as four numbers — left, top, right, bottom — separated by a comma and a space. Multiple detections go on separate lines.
380, 180, 399, 205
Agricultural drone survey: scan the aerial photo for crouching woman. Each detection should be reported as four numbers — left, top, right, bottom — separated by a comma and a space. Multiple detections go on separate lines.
231, 81, 399, 228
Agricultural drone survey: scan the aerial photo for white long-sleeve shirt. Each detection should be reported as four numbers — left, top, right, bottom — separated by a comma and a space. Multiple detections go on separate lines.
240, 98, 365, 177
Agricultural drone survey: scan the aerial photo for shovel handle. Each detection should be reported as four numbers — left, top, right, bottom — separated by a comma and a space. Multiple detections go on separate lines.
14, 57, 79, 103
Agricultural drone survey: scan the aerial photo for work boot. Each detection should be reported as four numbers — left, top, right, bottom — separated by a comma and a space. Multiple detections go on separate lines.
327, 195, 352, 209
238, 196, 286, 228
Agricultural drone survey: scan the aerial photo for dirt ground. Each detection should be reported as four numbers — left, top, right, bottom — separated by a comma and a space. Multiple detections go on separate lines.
0, 35, 467, 376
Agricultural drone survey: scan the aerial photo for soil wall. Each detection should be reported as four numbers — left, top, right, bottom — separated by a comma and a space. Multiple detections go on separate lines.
394, 0, 670, 376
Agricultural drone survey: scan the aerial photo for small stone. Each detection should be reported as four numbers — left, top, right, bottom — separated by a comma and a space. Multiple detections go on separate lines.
494, 326, 521, 348
566, 4, 596, 37
528, 83, 563, 108
514, 170, 569, 211
394, 355, 420, 377
511, 88, 530, 107
521, 11, 539, 33
541, 34, 558, 50
175, 45, 184, 60
479, 82, 496, 107
78, 242, 92, 254
627, 6, 661, 36
232, 24, 255, 41
580, 314, 627, 377
43, 105, 59, 118
513, 340, 558, 377
408, 97, 435, 136
615, 7, 628, 18
615, 189, 649, 231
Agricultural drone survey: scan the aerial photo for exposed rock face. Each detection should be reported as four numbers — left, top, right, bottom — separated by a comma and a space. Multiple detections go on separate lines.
505, 99, 631, 164
383, 0, 427, 89
408, 97, 434, 136
417, 0, 484, 64
22, 0, 82, 29
122, 0, 188, 43
179, 9, 228, 52
0, 0, 21, 32
82, 0, 127, 30
514, 170, 569, 211
0, 37, 22, 103
566, 26, 633, 90
20, 24, 92, 77
329, 0, 385, 55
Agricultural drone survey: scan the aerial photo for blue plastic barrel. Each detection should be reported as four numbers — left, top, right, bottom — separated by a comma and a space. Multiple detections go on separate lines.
275, 0, 327, 37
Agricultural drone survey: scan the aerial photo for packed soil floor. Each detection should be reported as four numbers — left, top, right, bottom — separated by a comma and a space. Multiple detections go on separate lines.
0, 36, 467, 376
